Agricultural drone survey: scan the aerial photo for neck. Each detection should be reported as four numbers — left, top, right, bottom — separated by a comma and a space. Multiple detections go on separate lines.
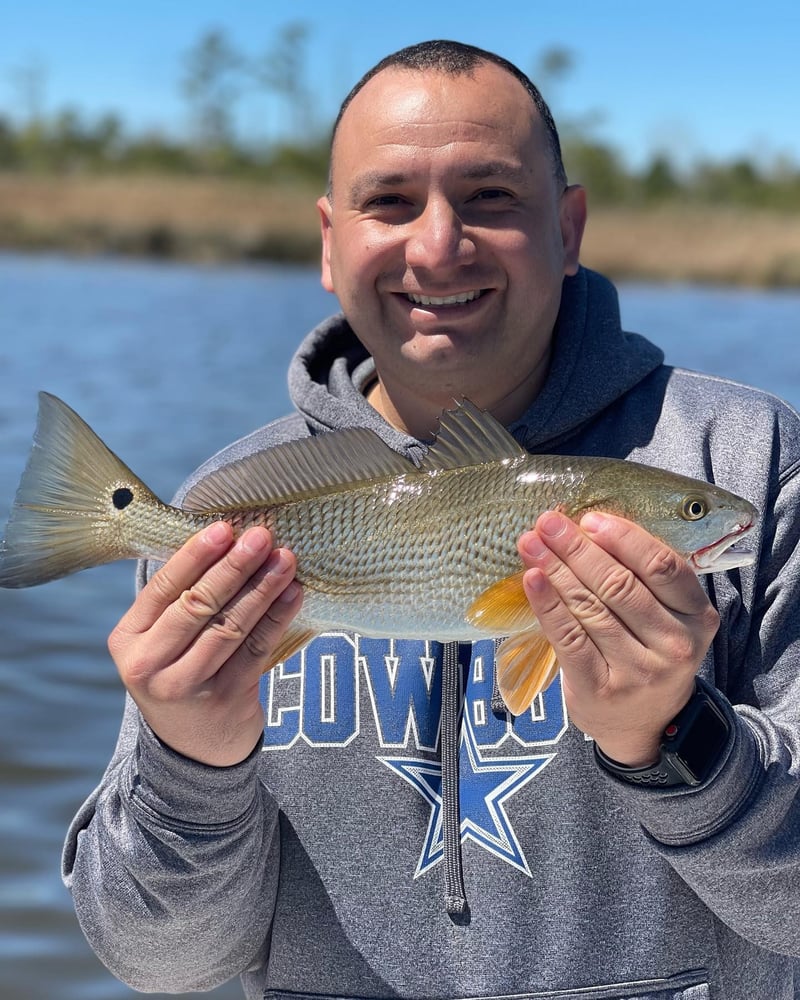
365, 348, 552, 439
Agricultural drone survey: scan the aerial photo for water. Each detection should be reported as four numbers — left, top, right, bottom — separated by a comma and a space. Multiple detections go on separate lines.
0, 252, 798, 1000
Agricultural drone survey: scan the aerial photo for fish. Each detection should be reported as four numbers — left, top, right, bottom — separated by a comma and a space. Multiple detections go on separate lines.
0, 392, 757, 715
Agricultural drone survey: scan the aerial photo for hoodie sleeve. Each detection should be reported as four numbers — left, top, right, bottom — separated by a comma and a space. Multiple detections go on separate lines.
60, 421, 312, 995
62, 694, 280, 993
599, 441, 800, 958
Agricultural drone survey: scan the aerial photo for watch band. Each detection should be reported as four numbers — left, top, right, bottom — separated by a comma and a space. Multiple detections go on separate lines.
594, 678, 731, 788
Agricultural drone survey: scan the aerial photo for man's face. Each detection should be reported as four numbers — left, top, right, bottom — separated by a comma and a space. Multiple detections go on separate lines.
318, 62, 585, 422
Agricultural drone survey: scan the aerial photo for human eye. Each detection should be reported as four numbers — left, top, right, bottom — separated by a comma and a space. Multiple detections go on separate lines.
361, 191, 417, 224
470, 187, 514, 203
366, 194, 407, 208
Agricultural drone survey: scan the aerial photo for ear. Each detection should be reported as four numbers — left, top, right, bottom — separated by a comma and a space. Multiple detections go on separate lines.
559, 184, 587, 277
317, 195, 335, 293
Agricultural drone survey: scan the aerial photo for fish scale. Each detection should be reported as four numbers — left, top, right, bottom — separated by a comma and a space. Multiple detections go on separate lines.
259, 457, 641, 640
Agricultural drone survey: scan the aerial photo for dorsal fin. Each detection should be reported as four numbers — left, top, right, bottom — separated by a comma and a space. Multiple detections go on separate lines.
182, 427, 413, 512
419, 399, 526, 473
182, 399, 524, 512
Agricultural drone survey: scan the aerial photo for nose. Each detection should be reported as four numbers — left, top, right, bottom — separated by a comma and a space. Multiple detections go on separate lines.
404, 197, 475, 272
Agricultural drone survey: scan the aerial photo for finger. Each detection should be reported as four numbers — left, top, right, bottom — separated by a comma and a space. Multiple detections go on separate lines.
521, 512, 641, 638
579, 512, 720, 670
145, 533, 292, 680
184, 547, 302, 684
112, 525, 278, 677
521, 511, 719, 676
580, 511, 714, 616
522, 558, 606, 665
524, 511, 708, 645
213, 574, 305, 698
120, 521, 239, 634
519, 526, 617, 694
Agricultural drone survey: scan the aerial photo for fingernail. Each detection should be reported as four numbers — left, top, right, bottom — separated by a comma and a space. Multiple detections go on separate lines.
265, 548, 290, 574
204, 521, 231, 545
581, 512, 605, 534
538, 511, 566, 537
240, 527, 270, 555
523, 567, 548, 593
521, 532, 548, 560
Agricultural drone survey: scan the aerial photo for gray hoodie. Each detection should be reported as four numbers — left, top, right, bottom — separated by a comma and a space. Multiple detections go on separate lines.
63, 268, 800, 999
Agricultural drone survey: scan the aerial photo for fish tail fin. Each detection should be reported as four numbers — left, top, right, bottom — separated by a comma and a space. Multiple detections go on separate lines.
495, 626, 559, 716
0, 393, 159, 588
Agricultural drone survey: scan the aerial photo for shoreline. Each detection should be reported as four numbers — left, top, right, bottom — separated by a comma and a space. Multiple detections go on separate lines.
1, 173, 799, 287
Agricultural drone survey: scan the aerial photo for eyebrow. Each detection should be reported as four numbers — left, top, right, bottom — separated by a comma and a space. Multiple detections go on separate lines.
344, 171, 408, 204
460, 160, 528, 182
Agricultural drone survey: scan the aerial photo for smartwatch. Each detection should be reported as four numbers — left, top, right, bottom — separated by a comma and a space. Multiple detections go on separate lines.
594, 679, 731, 787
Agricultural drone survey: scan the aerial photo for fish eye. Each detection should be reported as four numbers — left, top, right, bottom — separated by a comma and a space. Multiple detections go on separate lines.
681, 495, 708, 521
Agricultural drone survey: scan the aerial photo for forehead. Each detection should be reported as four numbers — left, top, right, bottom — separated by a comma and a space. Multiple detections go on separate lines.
331, 64, 548, 178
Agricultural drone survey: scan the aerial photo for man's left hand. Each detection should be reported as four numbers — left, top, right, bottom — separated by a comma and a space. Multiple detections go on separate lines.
518, 510, 720, 767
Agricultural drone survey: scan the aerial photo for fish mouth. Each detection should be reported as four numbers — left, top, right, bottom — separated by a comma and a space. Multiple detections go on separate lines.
405, 289, 486, 307
691, 520, 756, 574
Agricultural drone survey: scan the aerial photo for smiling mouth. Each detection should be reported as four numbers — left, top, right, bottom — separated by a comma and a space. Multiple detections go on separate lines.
406, 289, 484, 306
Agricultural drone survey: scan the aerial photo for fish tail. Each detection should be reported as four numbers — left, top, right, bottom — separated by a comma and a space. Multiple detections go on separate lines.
0, 393, 161, 588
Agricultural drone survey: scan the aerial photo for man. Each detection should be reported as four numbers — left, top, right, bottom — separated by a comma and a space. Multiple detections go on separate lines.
63, 40, 800, 999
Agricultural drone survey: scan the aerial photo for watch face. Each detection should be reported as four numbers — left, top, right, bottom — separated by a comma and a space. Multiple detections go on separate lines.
672, 700, 729, 783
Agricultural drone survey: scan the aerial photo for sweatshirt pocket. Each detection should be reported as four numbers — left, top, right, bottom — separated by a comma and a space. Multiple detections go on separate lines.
263, 971, 710, 1000
519, 974, 710, 1000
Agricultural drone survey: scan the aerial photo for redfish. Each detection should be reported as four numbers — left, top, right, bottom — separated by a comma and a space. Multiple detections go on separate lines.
0, 393, 756, 714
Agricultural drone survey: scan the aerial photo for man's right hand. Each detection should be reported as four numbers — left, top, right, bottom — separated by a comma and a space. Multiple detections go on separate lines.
108, 522, 303, 767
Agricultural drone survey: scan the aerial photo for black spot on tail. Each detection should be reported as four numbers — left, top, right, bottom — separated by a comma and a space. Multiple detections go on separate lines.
112, 487, 134, 510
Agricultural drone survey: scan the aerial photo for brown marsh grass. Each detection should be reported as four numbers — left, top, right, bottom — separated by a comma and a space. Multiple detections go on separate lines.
0, 173, 322, 262
581, 204, 800, 287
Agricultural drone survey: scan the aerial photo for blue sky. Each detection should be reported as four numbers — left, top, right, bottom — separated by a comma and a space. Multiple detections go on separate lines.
1, 0, 798, 170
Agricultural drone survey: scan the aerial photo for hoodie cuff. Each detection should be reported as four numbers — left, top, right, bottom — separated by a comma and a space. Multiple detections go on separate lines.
120, 717, 265, 830
595, 684, 763, 847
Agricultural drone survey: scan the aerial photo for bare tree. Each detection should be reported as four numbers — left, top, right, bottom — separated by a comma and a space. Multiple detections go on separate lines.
252, 21, 315, 143
9, 56, 47, 125
181, 28, 243, 152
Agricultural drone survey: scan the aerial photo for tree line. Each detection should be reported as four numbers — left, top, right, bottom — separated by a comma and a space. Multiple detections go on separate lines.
2, 26, 799, 211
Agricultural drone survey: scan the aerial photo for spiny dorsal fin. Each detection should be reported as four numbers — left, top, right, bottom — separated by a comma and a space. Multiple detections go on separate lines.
182, 427, 414, 512
183, 398, 523, 512
419, 399, 526, 473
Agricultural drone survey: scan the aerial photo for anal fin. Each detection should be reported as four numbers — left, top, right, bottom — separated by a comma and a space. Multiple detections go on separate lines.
263, 624, 318, 672
496, 627, 559, 716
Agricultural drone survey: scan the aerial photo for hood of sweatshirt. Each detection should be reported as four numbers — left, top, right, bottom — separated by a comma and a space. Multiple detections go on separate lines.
287, 267, 664, 457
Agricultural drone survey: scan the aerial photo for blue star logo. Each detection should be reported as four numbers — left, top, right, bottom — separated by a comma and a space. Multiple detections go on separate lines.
379, 711, 554, 877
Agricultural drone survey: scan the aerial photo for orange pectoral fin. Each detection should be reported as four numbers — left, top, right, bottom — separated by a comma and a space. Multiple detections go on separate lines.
263, 625, 318, 673
465, 571, 539, 634
495, 628, 559, 716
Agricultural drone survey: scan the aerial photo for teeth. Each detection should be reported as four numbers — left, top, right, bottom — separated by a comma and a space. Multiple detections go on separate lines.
407, 290, 482, 306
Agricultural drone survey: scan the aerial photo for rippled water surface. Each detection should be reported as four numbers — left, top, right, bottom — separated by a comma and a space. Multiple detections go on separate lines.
1, 252, 798, 999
